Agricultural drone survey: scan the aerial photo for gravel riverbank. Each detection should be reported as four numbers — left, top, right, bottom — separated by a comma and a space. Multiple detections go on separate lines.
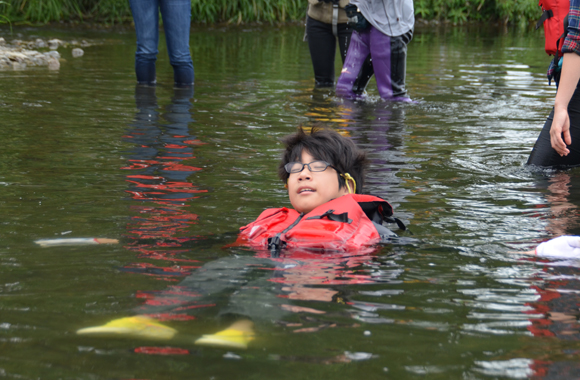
0, 37, 89, 70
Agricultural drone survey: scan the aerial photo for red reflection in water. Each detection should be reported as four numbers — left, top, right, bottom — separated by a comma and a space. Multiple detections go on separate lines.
120, 87, 209, 320
520, 173, 580, 378
523, 262, 580, 378
269, 251, 379, 301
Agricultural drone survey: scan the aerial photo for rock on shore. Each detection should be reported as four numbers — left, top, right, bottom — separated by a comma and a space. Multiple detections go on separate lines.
0, 36, 88, 71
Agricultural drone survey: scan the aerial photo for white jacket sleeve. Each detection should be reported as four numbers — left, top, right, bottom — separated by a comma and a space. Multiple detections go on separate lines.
535, 235, 580, 258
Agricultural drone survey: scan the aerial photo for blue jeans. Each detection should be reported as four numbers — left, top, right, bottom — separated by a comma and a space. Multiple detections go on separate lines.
129, 0, 194, 86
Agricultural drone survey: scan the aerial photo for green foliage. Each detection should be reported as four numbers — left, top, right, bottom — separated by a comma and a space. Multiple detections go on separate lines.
494, 0, 538, 24
0, 0, 12, 32
190, 0, 305, 24
413, 0, 539, 24
0, 0, 540, 25
0, 0, 133, 24
1, 0, 83, 23
86, 0, 132, 24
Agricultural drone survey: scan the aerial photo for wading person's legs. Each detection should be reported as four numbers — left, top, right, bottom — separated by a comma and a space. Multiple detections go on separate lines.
368, 27, 392, 99
388, 30, 412, 99
160, 0, 194, 86
129, 0, 160, 85
307, 17, 338, 87
369, 28, 412, 100
336, 30, 371, 99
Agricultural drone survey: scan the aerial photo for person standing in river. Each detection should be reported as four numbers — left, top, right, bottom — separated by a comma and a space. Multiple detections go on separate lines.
335, 0, 414, 101
527, 0, 580, 168
305, 0, 372, 91
129, 0, 194, 86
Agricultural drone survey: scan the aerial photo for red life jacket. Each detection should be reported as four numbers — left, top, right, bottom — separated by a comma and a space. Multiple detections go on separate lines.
537, 0, 569, 57
236, 194, 401, 253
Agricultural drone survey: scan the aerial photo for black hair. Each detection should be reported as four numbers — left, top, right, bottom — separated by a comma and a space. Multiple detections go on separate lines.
278, 125, 369, 193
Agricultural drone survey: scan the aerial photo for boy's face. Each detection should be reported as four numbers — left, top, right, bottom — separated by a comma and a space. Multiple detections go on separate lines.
287, 150, 348, 214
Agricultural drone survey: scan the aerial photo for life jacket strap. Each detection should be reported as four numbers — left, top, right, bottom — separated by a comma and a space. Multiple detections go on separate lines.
384, 216, 406, 231
536, 9, 553, 30
268, 213, 304, 257
268, 235, 286, 258
306, 209, 352, 223
555, 14, 569, 61
332, 3, 339, 37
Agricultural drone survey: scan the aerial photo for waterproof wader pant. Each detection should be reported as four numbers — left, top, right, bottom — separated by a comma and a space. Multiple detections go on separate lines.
307, 16, 351, 87
336, 26, 412, 100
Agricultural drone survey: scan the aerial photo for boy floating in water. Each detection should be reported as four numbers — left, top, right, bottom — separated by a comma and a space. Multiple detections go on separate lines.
236, 126, 402, 255
78, 126, 404, 349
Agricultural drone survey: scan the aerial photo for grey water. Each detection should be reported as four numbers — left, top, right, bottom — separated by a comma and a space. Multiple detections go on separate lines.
1, 23, 579, 379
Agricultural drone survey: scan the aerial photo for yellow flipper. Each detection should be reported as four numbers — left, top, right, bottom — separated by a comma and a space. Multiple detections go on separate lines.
195, 320, 255, 349
77, 316, 176, 340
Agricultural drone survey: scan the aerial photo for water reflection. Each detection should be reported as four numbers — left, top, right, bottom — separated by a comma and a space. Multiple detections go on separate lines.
121, 85, 207, 319
471, 172, 580, 378
543, 173, 579, 237
522, 173, 580, 377
492, 258, 580, 379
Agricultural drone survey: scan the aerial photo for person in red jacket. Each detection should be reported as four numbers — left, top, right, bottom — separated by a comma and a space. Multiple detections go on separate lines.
237, 126, 402, 256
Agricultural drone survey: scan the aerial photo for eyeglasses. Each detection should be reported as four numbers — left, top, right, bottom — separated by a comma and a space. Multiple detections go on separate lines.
284, 161, 336, 174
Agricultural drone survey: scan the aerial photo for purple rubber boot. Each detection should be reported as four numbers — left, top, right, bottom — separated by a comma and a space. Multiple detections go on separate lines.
368, 27, 393, 99
337, 26, 412, 102
336, 30, 371, 100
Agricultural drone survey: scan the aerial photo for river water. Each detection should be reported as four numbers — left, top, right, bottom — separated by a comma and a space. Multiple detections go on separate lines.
1, 23, 579, 379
